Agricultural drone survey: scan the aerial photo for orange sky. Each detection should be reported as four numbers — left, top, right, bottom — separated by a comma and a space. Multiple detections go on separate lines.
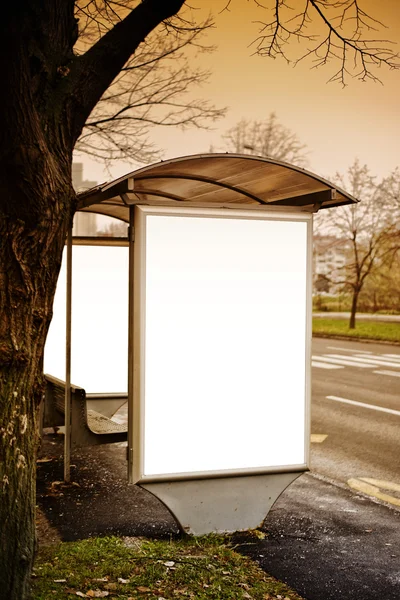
78, 0, 400, 185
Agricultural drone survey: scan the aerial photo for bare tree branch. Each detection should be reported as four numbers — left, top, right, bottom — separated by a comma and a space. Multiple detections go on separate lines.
74, 11, 225, 163
250, 0, 400, 85
67, 1, 225, 164
68, 0, 191, 140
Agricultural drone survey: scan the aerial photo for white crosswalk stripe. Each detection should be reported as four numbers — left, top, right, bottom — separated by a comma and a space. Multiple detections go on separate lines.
355, 354, 400, 362
373, 370, 400, 378
312, 360, 343, 369
312, 355, 372, 368
326, 354, 400, 369
312, 349, 400, 375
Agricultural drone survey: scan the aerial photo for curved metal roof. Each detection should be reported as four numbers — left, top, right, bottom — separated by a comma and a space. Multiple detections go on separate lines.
77, 153, 358, 222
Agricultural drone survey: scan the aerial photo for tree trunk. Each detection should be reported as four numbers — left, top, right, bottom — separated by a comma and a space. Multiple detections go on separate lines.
0, 169, 74, 598
349, 288, 360, 329
0, 2, 187, 597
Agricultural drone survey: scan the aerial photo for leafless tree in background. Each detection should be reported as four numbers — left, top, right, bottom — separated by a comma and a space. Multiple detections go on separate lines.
75, 2, 225, 164
316, 160, 399, 328
223, 113, 308, 166
0, 2, 399, 597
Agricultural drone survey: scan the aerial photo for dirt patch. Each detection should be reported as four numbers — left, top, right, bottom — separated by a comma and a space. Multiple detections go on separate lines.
36, 506, 61, 545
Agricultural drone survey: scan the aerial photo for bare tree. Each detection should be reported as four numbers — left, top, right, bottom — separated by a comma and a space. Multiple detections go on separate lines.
250, 0, 400, 85
75, 6, 225, 164
315, 160, 399, 328
0, 2, 399, 597
223, 113, 308, 166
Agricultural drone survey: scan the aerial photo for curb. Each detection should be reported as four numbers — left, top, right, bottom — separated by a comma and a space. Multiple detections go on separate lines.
312, 333, 400, 346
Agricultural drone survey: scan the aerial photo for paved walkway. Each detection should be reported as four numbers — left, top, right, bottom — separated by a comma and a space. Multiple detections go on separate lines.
37, 435, 400, 600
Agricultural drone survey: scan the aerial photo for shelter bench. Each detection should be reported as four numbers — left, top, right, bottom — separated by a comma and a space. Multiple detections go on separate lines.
41, 374, 128, 447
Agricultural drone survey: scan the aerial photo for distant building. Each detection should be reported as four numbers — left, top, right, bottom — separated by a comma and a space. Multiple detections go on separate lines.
313, 235, 350, 294
72, 163, 97, 236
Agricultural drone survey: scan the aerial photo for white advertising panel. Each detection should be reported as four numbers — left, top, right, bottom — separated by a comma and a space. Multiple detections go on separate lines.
44, 246, 128, 393
134, 207, 311, 481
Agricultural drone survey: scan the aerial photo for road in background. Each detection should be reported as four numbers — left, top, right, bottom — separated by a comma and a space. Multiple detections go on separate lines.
311, 337, 400, 500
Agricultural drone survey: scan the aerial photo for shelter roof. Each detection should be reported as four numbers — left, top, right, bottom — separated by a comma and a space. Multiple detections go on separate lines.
77, 154, 358, 222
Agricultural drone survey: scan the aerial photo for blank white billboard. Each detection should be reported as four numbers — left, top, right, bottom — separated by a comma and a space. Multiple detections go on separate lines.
44, 246, 128, 393
135, 207, 311, 481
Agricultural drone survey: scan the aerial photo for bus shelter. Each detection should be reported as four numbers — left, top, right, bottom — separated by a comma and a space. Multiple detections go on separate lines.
44, 153, 357, 534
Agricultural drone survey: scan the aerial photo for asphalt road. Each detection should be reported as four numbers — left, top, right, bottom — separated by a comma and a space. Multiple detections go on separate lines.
245, 337, 400, 600
311, 337, 400, 499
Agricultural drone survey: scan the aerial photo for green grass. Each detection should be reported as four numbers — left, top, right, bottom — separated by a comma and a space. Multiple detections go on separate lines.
313, 318, 400, 343
32, 535, 304, 600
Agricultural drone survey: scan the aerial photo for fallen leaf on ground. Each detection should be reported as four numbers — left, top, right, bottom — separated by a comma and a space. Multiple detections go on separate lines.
137, 586, 151, 592
118, 577, 130, 583
53, 579, 67, 583
104, 582, 117, 590
163, 561, 175, 567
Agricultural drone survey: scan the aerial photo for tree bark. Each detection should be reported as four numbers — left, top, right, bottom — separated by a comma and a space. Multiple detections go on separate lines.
349, 288, 360, 329
0, 170, 75, 598
0, 5, 76, 597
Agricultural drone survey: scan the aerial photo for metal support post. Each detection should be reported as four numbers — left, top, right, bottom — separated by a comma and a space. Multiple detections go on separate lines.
64, 227, 72, 482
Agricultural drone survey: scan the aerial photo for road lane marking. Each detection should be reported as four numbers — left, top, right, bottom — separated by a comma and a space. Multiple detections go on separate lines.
312, 361, 343, 369
383, 354, 400, 359
311, 434, 328, 443
326, 354, 400, 369
327, 346, 372, 354
312, 355, 372, 368
354, 353, 400, 364
373, 369, 400, 378
348, 478, 400, 508
355, 353, 400, 361
327, 395, 400, 417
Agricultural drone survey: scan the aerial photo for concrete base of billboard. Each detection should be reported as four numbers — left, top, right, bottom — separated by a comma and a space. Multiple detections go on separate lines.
141, 471, 302, 535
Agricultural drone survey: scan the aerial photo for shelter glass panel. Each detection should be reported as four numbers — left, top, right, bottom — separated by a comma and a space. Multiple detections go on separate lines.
72, 212, 128, 238
44, 245, 128, 393
135, 208, 311, 481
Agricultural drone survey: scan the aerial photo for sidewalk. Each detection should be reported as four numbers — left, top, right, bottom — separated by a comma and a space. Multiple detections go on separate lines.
36, 435, 400, 600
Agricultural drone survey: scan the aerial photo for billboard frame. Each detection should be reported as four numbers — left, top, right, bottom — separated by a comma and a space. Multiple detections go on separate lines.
130, 205, 313, 485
